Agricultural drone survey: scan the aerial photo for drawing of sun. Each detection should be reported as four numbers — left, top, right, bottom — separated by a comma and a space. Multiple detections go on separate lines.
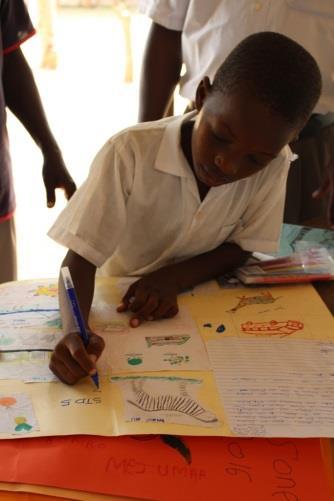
33, 285, 58, 297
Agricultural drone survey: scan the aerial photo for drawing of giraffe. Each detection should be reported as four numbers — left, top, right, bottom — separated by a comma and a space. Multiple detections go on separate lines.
227, 290, 281, 313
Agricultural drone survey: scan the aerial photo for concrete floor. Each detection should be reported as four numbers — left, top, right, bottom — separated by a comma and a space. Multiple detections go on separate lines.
9, 6, 151, 280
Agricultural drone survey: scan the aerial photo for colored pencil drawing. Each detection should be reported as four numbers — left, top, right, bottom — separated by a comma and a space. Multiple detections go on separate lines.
0, 280, 59, 314
95, 319, 129, 333
162, 354, 190, 366
128, 379, 217, 423
127, 355, 143, 366
227, 290, 281, 313
0, 393, 39, 434
0, 351, 55, 382
33, 284, 58, 297
145, 335, 190, 347
0, 311, 62, 351
111, 376, 219, 427
216, 324, 226, 333
0, 334, 12, 346
241, 320, 304, 337
14, 417, 33, 432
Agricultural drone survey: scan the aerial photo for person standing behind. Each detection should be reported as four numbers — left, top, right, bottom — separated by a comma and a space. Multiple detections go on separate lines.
0, 0, 76, 284
138, 0, 334, 226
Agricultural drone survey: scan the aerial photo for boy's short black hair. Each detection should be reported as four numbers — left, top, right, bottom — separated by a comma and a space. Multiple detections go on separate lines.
211, 32, 322, 128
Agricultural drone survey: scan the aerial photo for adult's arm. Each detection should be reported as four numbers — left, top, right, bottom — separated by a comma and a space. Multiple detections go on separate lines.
138, 22, 182, 122
2, 47, 76, 206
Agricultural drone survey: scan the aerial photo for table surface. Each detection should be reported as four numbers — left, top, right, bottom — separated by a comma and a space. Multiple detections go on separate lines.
2, 218, 334, 500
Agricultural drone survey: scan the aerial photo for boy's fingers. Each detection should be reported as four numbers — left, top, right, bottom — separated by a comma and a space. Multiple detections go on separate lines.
86, 333, 105, 359
116, 301, 128, 312
50, 332, 104, 384
62, 333, 96, 373
120, 283, 138, 309
50, 361, 80, 385
129, 297, 178, 326
132, 294, 159, 317
130, 316, 141, 328
57, 355, 87, 382
164, 305, 179, 318
129, 289, 151, 312
152, 302, 178, 320
50, 344, 87, 385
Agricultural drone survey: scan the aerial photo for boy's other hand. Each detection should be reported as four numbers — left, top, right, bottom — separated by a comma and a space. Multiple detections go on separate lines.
49, 330, 105, 385
42, 147, 77, 208
117, 275, 179, 327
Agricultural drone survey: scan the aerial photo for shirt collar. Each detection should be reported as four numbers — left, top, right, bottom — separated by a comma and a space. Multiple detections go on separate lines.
154, 111, 198, 177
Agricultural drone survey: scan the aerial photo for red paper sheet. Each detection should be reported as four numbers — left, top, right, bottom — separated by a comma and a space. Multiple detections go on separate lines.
0, 435, 332, 501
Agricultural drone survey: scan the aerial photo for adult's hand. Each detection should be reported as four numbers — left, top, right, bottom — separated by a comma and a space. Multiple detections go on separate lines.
42, 147, 76, 207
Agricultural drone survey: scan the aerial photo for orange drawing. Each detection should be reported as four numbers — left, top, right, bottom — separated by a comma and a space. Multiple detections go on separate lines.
227, 290, 280, 313
0, 396, 17, 408
241, 320, 304, 337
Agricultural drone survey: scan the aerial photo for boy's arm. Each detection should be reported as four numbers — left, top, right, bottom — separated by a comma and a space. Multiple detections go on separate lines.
49, 250, 105, 385
118, 242, 250, 326
2, 48, 76, 207
138, 22, 182, 122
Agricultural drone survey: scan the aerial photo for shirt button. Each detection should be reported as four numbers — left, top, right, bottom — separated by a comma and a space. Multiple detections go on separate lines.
253, 1, 262, 11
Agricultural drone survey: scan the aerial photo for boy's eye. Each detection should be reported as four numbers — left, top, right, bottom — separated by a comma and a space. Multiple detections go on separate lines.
212, 131, 230, 143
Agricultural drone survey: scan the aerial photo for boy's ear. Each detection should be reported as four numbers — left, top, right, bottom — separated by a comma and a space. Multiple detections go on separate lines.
195, 76, 212, 111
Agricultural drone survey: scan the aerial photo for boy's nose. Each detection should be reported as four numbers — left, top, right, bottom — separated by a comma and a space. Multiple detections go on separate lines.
214, 153, 239, 175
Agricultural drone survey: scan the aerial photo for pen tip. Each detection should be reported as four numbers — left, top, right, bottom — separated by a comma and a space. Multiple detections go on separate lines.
92, 373, 100, 389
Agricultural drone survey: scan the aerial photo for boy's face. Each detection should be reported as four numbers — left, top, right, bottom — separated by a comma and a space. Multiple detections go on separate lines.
191, 78, 299, 187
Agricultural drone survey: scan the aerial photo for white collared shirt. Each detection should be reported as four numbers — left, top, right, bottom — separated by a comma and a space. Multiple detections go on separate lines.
139, 0, 334, 113
48, 112, 293, 277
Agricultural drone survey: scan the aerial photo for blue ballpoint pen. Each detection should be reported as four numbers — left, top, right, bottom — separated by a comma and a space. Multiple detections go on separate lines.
61, 266, 99, 388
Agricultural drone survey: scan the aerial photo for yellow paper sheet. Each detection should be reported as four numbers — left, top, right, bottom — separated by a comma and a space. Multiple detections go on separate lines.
0, 482, 147, 501
0, 278, 334, 439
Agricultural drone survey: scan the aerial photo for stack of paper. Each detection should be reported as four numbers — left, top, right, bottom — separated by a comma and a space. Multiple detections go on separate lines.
236, 247, 334, 284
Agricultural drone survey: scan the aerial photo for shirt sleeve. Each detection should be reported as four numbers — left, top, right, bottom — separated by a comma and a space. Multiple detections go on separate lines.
48, 136, 135, 267
226, 148, 294, 253
1, 0, 35, 53
138, 0, 190, 30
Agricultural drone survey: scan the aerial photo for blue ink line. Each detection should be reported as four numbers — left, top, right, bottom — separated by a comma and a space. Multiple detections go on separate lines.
0, 308, 59, 316
0, 349, 53, 353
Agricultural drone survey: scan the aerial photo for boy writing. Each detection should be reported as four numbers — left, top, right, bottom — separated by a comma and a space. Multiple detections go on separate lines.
48, 32, 321, 384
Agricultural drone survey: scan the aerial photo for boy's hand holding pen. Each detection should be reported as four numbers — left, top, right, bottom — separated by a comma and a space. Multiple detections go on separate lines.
49, 329, 104, 386
49, 267, 105, 386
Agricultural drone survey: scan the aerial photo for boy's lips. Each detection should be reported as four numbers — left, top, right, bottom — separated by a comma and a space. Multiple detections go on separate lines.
201, 164, 233, 185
